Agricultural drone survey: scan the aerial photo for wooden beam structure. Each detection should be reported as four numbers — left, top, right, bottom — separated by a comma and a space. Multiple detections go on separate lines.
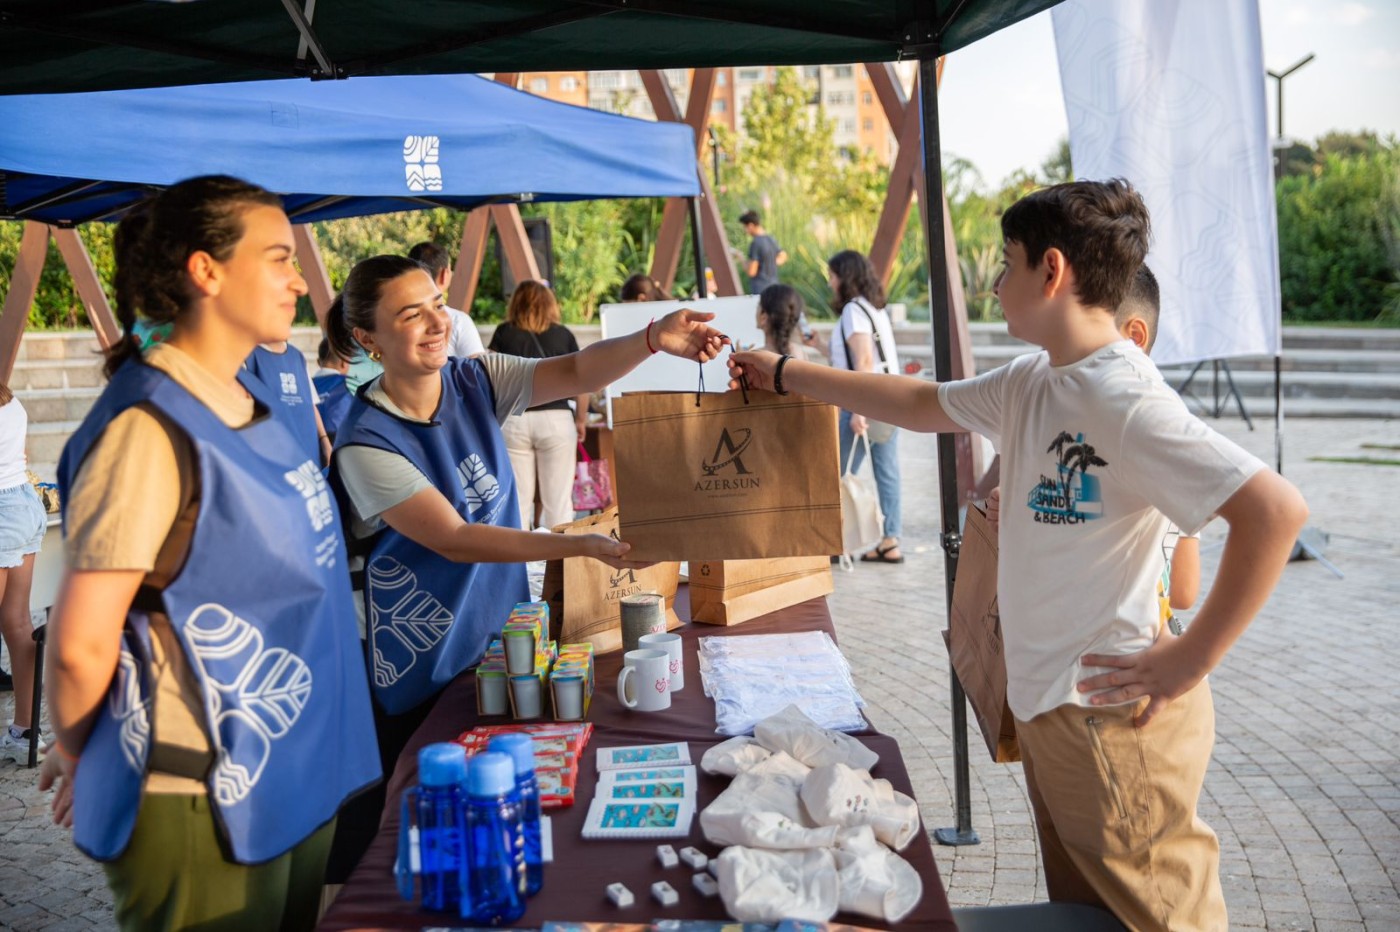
448, 206, 492, 312
641, 68, 740, 297
50, 228, 119, 350
0, 223, 50, 385
292, 224, 336, 325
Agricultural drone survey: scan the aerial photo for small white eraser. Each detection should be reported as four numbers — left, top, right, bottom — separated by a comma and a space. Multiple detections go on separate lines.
692, 872, 720, 897
606, 882, 634, 907
652, 880, 679, 906
656, 844, 679, 868
678, 846, 708, 870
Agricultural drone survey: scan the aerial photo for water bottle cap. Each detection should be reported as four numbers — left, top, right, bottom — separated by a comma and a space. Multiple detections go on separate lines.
417, 742, 468, 787
466, 751, 517, 797
486, 733, 535, 775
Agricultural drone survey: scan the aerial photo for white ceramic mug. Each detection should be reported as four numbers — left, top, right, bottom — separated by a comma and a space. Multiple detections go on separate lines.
617, 648, 671, 712
638, 631, 684, 692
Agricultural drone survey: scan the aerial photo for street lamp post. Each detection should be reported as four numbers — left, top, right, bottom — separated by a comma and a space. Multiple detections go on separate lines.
1267, 53, 1314, 177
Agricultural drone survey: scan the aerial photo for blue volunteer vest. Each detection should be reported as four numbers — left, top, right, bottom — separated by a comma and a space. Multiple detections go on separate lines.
333, 356, 528, 715
246, 343, 320, 463
57, 362, 381, 865
313, 371, 352, 442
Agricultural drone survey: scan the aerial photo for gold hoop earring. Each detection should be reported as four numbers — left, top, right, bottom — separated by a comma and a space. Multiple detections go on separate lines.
369, 350, 382, 362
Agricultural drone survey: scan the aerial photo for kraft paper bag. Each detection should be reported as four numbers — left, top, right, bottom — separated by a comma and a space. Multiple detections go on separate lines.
946, 503, 1019, 762
690, 556, 834, 626
541, 507, 681, 654
612, 389, 843, 562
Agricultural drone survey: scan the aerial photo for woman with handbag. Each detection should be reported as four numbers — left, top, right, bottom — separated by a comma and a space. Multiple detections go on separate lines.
488, 281, 589, 530
0, 383, 46, 764
826, 250, 904, 564
323, 256, 725, 875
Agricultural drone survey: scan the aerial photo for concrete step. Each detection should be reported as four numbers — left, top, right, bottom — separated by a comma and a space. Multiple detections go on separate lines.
27, 420, 83, 468
10, 357, 109, 390
1167, 368, 1400, 401
14, 387, 100, 424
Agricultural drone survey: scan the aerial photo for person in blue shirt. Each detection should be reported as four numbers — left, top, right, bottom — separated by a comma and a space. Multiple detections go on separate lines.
313, 332, 353, 444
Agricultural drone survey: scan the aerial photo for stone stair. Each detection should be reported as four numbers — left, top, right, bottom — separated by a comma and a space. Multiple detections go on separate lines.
14, 322, 1399, 470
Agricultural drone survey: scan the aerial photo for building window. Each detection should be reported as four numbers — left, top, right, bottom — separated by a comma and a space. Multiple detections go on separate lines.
833, 65, 853, 78
717, 71, 728, 86
593, 72, 621, 89
862, 91, 873, 105
713, 99, 727, 113
802, 66, 821, 79
561, 76, 579, 92
841, 118, 857, 133
738, 68, 763, 82
862, 118, 874, 132
530, 77, 549, 93
827, 91, 854, 106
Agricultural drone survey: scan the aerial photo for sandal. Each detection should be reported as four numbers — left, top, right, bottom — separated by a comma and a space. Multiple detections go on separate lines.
860, 543, 904, 564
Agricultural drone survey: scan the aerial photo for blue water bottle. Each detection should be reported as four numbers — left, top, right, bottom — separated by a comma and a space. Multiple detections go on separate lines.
461, 752, 527, 925
396, 743, 469, 912
487, 733, 543, 895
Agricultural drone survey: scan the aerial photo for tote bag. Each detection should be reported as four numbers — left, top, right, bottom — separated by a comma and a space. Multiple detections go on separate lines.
840, 433, 885, 558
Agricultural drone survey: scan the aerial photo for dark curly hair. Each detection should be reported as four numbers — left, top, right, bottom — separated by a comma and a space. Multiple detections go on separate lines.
827, 250, 885, 313
1000, 178, 1152, 311
105, 175, 283, 379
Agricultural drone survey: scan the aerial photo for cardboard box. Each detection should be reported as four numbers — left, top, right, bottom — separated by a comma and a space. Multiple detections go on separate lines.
689, 557, 834, 626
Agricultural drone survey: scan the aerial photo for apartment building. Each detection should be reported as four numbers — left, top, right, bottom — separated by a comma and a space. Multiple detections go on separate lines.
513, 63, 915, 166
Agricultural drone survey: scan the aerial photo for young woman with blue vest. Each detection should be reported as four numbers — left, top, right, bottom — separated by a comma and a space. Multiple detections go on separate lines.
321, 255, 725, 875
37, 176, 380, 932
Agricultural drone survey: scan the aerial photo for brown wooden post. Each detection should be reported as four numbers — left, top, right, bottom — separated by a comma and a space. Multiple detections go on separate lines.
0, 223, 49, 384
867, 73, 922, 286
49, 228, 120, 350
449, 206, 492, 311
291, 224, 336, 325
641, 69, 740, 296
489, 205, 542, 284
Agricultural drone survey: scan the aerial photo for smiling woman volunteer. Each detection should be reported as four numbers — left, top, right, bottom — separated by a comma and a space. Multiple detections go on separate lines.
38, 176, 379, 932
322, 255, 725, 871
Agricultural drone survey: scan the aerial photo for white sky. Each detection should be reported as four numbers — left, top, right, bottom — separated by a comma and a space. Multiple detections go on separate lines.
936, 0, 1400, 189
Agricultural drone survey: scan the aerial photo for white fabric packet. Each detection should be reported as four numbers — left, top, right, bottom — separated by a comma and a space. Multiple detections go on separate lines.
754, 704, 880, 771
800, 762, 921, 851
833, 825, 924, 924
714, 846, 840, 923
700, 735, 772, 777
699, 752, 837, 850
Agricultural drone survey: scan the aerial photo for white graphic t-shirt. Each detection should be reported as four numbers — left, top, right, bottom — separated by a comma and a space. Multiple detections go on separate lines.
939, 340, 1264, 720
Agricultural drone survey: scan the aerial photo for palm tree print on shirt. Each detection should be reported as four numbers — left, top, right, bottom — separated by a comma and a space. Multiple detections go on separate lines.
1027, 431, 1109, 524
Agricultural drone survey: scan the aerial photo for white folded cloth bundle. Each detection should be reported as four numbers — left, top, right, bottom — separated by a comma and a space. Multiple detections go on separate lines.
712, 847, 840, 923
800, 761, 921, 851
753, 704, 880, 771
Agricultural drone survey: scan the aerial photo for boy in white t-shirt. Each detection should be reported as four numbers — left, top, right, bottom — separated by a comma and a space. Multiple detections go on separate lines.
728, 179, 1308, 930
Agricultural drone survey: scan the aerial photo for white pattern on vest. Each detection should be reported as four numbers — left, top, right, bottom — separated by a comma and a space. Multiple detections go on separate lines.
110, 645, 151, 772
284, 461, 335, 534
183, 604, 313, 807
403, 135, 443, 192
457, 453, 500, 513
366, 557, 454, 689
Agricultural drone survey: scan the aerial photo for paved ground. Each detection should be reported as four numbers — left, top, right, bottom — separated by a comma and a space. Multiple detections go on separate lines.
1, 416, 1396, 930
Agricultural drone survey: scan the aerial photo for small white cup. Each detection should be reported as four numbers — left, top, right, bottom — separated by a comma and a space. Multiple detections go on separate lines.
617, 649, 671, 712
510, 675, 543, 719
638, 631, 684, 692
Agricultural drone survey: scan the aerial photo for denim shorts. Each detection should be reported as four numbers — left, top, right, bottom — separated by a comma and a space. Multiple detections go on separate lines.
0, 483, 46, 569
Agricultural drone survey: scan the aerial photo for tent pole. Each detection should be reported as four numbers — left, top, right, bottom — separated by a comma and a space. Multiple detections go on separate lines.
918, 55, 978, 847
1274, 355, 1283, 474
688, 197, 707, 298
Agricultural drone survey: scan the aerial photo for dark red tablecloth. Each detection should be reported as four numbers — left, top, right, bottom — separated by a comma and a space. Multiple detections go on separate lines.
318, 594, 955, 931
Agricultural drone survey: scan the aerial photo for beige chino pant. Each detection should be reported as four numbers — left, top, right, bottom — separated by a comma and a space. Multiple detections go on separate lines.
502, 408, 578, 531
1015, 681, 1228, 932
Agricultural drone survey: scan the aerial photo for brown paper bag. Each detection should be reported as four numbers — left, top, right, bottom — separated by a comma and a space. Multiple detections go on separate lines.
541, 507, 681, 654
946, 503, 1020, 763
612, 390, 842, 561
690, 556, 834, 626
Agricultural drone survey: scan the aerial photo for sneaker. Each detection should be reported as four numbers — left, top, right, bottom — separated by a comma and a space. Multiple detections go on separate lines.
0, 729, 44, 764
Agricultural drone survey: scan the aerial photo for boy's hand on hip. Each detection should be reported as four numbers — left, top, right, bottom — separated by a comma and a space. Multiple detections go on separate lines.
1078, 635, 1208, 728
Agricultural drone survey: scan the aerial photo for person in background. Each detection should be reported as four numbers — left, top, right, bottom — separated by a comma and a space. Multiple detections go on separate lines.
0, 383, 47, 764
488, 282, 590, 531
755, 284, 809, 358
38, 174, 378, 932
245, 338, 331, 466
313, 330, 353, 445
827, 250, 903, 565
737, 209, 788, 295
407, 241, 485, 358
620, 273, 671, 303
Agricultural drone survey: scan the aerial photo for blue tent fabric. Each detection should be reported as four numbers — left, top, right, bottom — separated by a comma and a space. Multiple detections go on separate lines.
0, 74, 699, 225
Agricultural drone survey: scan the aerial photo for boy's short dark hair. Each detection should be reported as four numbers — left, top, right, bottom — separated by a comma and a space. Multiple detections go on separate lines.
738, 210, 761, 227
1114, 264, 1162, 352
1000, 178, 1151, 311
317, 336, 338, 368
407, 241, 451, 278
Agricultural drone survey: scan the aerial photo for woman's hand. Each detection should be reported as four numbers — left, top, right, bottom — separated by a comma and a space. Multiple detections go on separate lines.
850, 413, 869, 436
651, 310, 729, 363
578, 534, 654, 571
727, 349, 783, 392
38, 748, 75, 829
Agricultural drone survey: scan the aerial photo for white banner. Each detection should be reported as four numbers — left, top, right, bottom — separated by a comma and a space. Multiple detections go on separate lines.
1052, 0, 1281, 366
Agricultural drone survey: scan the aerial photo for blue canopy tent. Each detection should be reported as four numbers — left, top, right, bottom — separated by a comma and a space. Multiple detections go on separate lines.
0, 72, 699, 225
